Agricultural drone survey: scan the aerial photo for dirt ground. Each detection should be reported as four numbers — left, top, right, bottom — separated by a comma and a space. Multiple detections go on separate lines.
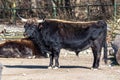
0, 52, 120, 80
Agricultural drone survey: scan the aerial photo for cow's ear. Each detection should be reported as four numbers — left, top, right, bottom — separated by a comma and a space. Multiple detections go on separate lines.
38, 23, 43, 29
39, 14, 46, 20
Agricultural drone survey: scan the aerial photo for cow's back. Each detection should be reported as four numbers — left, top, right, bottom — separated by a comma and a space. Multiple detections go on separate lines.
41, 20, 107, 51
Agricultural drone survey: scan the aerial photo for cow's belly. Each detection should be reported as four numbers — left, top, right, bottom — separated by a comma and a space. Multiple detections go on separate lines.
62, 40, 92, 51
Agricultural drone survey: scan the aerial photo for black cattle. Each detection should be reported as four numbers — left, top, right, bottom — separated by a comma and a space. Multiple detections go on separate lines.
22, 18, 108, 69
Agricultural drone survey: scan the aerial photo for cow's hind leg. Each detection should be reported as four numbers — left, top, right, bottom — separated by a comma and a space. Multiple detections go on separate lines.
91, 40, 102, 69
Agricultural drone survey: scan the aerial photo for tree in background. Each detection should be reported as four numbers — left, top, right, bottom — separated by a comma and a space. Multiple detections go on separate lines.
0, 0, 120, 23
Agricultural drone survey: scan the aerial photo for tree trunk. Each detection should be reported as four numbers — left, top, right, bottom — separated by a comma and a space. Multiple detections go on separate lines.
31, 0, 37, 13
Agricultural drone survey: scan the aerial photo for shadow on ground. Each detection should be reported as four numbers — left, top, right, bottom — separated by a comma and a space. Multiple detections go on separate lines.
4, 65, 91, 69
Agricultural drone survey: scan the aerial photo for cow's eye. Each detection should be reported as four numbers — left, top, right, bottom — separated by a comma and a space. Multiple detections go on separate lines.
24, 24, 29, 28
30, 27, 36, 31
32, 25, 37, 27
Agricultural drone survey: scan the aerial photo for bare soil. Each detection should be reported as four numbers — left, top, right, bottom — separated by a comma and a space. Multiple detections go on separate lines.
0, 52, 120, 80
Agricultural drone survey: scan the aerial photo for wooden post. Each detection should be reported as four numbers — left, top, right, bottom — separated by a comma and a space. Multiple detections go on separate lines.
114, 0, 117, 21
51, 0, 57, 18
87, 3, 90, 21
12, 1, 16, 24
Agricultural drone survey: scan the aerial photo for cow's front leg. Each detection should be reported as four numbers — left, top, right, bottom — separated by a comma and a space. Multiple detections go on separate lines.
48, 54, 54, 69
53, 47, 60, 69
54, 53, 59, 69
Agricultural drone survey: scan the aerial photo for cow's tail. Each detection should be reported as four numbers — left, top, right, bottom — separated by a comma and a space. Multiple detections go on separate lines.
103, 38, 108, 64
102, 21, 108, 64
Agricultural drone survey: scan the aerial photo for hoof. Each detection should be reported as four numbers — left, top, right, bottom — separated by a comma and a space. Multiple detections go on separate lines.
91, 68, 98, 70
48, 66, 52, 69
53, 66, 59, 69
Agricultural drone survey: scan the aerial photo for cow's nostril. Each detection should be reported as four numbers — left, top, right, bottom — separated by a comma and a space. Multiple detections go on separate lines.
23, 33, 26, 36
23, 33, 27, 36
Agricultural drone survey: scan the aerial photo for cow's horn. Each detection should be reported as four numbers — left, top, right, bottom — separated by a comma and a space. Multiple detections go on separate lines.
20, 18, 28, 22
117, 19, 120, 23
37, 19, 44, 23
17, 13, 28, 22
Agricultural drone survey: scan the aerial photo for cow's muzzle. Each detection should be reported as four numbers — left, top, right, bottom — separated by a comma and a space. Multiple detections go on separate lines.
23, 33, 29, 38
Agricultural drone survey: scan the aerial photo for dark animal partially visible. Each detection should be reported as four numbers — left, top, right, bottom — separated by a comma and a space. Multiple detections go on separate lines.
0, 39, 47, 58
111, 35, 120, 64
111, 35, 120, 55
21, 18, 108, 69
